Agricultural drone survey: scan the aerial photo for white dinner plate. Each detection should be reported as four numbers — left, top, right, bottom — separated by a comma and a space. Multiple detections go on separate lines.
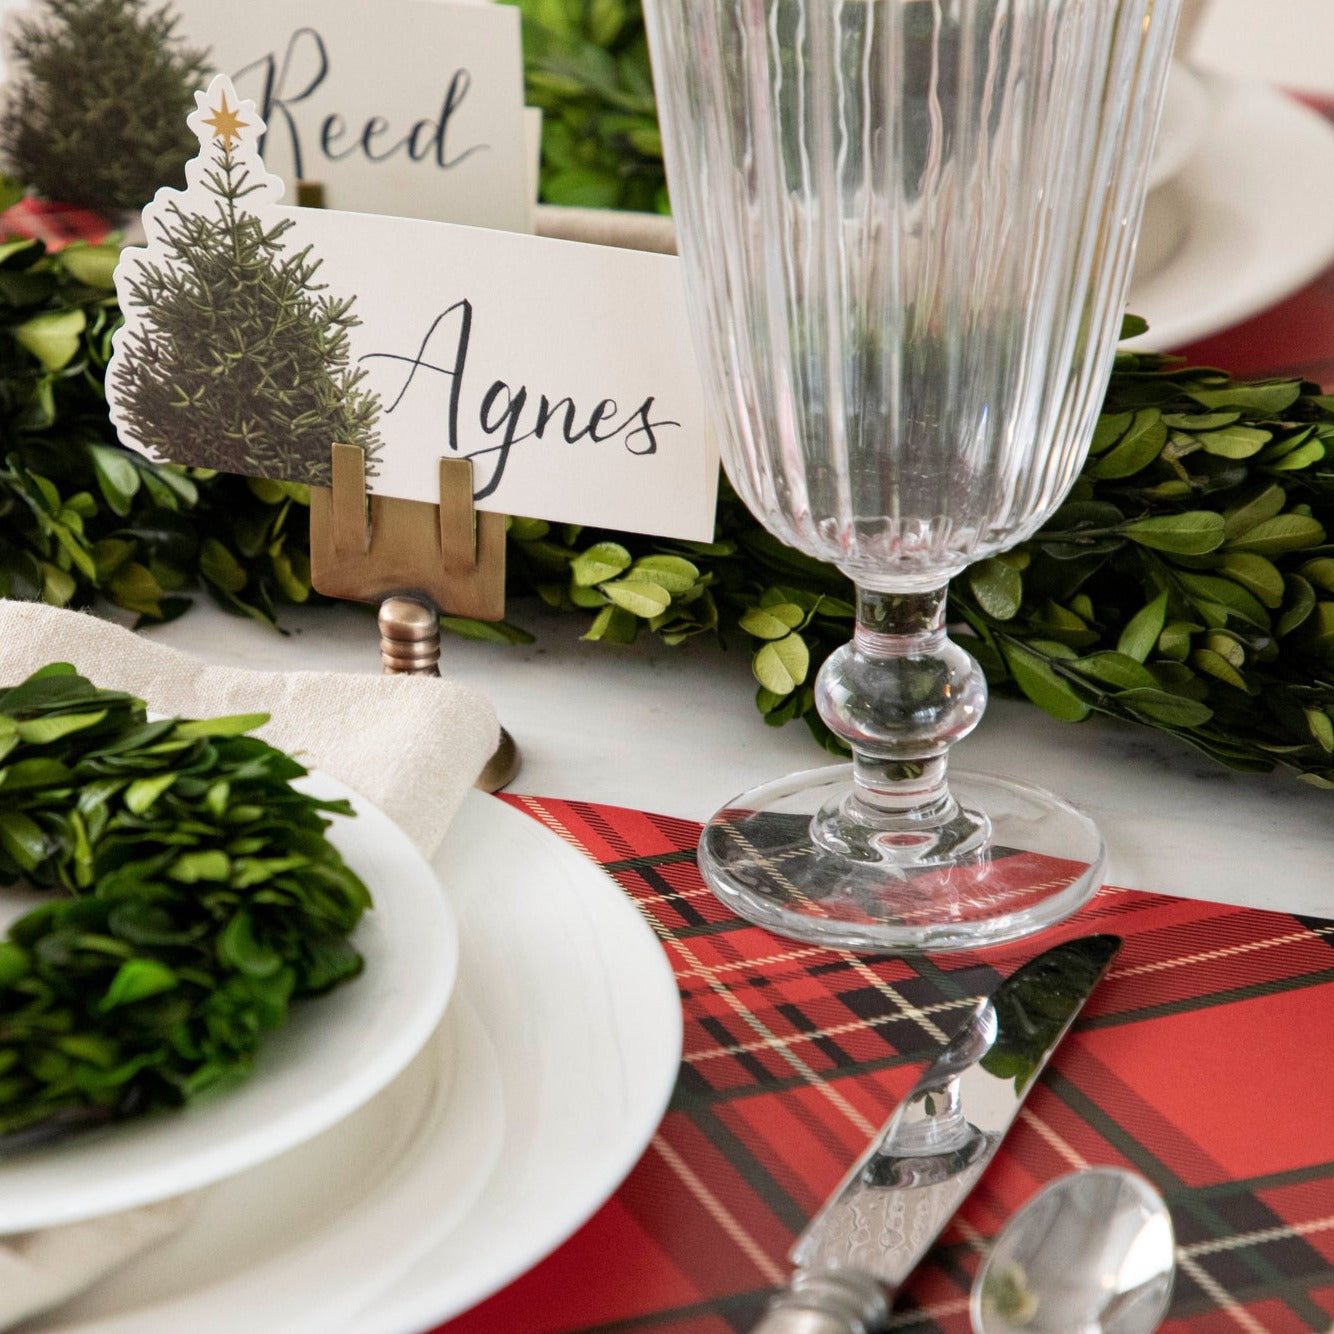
0, 773, 457, 1235
43, 996, 504, 1334
1146, 62, 1211, 193
33, 790, 683, 1334
1127, 76, 1334, 350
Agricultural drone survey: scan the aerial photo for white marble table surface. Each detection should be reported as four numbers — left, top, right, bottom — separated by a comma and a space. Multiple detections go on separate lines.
142, 597, 1333, 921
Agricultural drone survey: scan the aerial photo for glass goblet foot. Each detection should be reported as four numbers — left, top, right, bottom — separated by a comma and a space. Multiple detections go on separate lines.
700, 767, 1104, 955
700, 585, 1104, 953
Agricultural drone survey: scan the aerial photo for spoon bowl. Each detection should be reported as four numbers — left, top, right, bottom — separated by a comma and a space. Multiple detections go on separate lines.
971, 1167, 1175, 1334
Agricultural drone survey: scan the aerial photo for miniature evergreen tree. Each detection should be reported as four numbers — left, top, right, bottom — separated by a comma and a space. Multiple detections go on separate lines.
0, 0, 208, 211
111, 92, 383, 485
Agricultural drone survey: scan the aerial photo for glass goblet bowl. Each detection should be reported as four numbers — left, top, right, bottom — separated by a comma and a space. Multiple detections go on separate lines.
644, 0, 1182, 952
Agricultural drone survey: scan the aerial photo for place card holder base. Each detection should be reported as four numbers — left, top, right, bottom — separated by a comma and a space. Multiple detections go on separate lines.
308, 441, 520, 793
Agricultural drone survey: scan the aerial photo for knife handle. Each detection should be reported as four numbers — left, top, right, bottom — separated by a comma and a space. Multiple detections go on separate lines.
751, 1310, 858, 1334
751, 1269, 890, 1334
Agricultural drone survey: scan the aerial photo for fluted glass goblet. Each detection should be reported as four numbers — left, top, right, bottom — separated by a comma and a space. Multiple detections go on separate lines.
645, 0, 1180, 952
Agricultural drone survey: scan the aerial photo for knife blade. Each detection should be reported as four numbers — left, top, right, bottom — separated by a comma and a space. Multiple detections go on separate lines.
752, 934, 1123, 1334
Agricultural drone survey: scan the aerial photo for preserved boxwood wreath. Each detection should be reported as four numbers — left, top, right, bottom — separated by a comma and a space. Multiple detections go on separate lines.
0, 664, 371, 1146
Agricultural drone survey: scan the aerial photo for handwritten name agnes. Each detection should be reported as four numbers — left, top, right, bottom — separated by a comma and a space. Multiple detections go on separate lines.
236, 28, 483, 180
363, 301, 681, 499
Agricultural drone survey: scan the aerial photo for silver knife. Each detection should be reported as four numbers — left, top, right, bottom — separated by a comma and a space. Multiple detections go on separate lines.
753, 934, 1123, 1334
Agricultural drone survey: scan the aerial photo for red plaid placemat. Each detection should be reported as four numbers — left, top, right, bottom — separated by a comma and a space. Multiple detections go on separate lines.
434, 795, 1334, 1334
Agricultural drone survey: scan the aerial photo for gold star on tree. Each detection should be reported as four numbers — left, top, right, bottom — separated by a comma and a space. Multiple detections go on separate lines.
201, 92, 248, 148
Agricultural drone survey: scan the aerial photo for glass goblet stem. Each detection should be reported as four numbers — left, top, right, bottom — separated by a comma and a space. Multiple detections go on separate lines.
813, 584, 989, 861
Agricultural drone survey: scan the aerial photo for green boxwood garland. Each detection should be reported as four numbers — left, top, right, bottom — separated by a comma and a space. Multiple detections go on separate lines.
0, 213, 1332, 789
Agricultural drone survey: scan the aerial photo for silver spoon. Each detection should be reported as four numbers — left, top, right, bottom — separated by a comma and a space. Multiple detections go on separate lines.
971, 1167, 1176, 1334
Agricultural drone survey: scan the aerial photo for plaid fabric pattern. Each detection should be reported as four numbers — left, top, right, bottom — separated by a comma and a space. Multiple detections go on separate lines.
435, 795, 1334, 1334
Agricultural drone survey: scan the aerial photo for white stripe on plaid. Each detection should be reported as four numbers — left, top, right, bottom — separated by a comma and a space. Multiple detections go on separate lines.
525, 803, 880, 1136
1175, 1252, 1270, 1334
650, 1133, 787, 1287
1017, 1106, 1089, 1173
1110, 924, 1334, 981
683, 996, 977, 1064
845, 956, 955, 1045
1182, 1210, 1334, 1259
674, 944, 828, 981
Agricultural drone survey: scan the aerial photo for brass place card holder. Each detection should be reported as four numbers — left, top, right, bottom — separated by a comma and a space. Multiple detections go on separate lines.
309, 442, 520, 792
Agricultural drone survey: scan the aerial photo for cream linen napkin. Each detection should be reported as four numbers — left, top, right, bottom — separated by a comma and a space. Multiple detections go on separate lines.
0, 601, 500, 855
0, 600, 501, 1328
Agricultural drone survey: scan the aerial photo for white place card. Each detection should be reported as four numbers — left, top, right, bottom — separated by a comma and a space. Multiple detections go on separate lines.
170, 0, 532, 231
106, 77, 718, 543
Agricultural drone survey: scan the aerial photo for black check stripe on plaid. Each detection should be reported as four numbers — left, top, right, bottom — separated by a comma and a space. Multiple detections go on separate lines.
442, 795, 1334, 1328
436, 797, 1334, 1334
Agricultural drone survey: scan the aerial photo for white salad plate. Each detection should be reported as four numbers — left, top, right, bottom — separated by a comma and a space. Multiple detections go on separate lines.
34, 790, 683, 1334
0, 772, 457, 1235
1127, 76, 1334, 350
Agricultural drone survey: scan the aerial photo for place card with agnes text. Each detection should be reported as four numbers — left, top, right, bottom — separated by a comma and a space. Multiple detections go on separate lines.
105, 77, 719, 543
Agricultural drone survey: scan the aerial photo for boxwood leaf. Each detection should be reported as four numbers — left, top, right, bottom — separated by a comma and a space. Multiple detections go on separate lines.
1300, 558, 1334, 594
1201, 425, 1271, 459
1223, 514, 1325, 557
1071, 651, 1160, 692
0, 942, 30, 987
1117, 592, 1168, 663
1187, 381, 1302, 415
753, 634, 810, 694
13, 308, 86, 371
1000, 644, 1089, 722
59, 244, 120, 290
100, 959, 178, 1011
1277, 576, 1317, 637
15, 710, 107, 745
629, 555, 700, 594
602, 579, 671, 618
570, 541, 632, 587
174, 714, 269, 740
1088, 410, 1133, 456
1176, 571, 1269, 628
0, 812, 47, 871
1223, 483, 1287, 540
0, 758, 72, 791
739, 604, 805, 640
1087, 410, 1166, 479
581, 604, 639, 643
1217, 553, 1285, 609
1306, 710, 1334, 754
1191, 648, 1248, 692
1116, 688, 1213, 728
125, 773, 177, 815
169, 850, 231, 883
1267, 439, 1326, 472
88, 445, 141, 517
1123, 512, 1225, 554
968, 558, 1023, 620
219, 913, 283, 978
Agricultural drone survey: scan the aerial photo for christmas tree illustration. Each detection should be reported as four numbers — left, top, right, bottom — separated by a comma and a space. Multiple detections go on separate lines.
110, 78, 383, 487
0, 0, 208, 210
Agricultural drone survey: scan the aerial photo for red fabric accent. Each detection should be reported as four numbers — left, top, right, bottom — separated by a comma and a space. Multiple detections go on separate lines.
1176, 268, 1334, 387
1, 198, 113, 250
430, 796, 1334, 1333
